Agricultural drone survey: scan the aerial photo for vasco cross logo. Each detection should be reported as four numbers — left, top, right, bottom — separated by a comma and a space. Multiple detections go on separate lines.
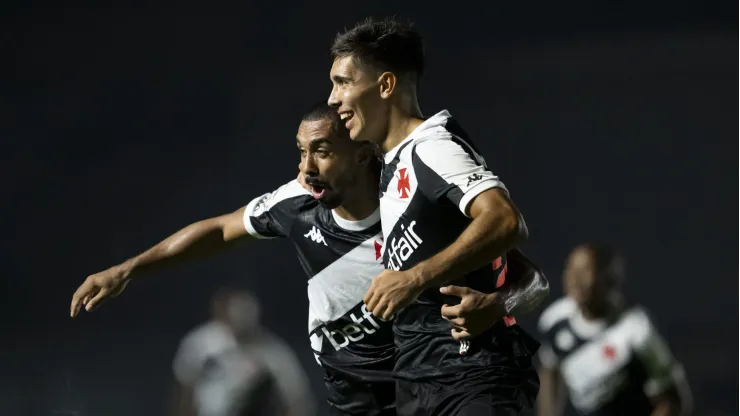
466, 173, 483, 187
397, 168, 411, 199
304, 226, 328, 246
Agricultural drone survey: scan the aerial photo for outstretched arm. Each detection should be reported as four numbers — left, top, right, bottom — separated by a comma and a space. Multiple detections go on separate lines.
71, 178, 310, 316
70, 208, 251, 316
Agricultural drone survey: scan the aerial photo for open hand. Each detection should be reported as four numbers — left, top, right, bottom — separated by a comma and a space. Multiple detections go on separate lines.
440, 285, 507, 340
70, 265, 130, 317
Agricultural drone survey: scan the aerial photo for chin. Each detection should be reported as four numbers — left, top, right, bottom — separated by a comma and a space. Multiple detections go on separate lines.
318, 196, 342, 209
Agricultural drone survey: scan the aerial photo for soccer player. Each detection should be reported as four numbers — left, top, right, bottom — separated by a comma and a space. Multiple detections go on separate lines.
536, 244, 692, 416
171, 287, 313, 416
70, 103, 547, 415
327, 17, 547, 415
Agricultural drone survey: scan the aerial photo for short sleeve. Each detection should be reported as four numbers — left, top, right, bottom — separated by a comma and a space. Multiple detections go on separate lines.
627, 308, 685, 396
412, 138, 507, 216
243, 179, 311, 239
535, 297, 576, 369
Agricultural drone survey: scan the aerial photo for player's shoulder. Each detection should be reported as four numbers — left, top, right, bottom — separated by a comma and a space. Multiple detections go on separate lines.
179, 321, 235, 352
249, 179, 313, 215
538, 296, 578, 332
617, 304, 658, 343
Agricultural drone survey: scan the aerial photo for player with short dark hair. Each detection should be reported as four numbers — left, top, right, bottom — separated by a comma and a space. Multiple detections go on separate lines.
328, 17, 546, 415
536, 244, 692, 416
71, 102, 548, 415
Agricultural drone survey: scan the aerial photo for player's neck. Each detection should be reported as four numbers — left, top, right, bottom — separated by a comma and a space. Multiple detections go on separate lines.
380, 103, 424, 154
334, 176, 379, 222
581, 293, 624, 321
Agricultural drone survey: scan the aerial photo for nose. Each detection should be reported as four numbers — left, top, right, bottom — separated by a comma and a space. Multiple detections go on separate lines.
300, 154, 318, 176
328, 85, 340, 108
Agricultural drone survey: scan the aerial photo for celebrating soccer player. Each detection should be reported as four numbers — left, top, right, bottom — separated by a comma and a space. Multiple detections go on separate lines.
328, 17, 547, 415
71, 102, 548, 415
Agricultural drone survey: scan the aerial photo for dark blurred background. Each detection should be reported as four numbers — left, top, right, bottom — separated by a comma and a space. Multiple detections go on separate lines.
2, 1, 737, 415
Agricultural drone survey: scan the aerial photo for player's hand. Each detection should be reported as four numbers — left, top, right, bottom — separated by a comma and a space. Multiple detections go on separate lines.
364, 269, 424, 320
70, 265, 131, 317
440, 286, 507, 341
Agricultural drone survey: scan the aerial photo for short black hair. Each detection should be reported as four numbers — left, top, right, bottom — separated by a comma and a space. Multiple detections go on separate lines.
301, 101, 344, 134
331, 16, 424, 80
581, 243, 625, 285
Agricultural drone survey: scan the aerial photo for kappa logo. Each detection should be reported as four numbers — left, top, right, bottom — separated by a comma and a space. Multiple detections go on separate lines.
304, 226, 328, 246
397, 168, 411, 199
466, 173, 483, 187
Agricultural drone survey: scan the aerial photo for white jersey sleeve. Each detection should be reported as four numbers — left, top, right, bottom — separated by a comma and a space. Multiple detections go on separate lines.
625, 308, 686, 397
412, 138, 507, 217
243, 179, 311, 239
536, 297, 577, 369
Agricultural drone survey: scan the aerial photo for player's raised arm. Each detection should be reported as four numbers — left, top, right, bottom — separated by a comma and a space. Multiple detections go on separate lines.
71, 179, 310, 317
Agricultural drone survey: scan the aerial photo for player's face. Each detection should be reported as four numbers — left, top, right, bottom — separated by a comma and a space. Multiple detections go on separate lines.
328, 56, 389, 144
563, 247, 610, 310
297, 119, 359, 209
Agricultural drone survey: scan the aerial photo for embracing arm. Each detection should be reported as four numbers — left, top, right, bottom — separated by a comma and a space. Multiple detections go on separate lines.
410, 188, 527, 291
499, 248, 550, 316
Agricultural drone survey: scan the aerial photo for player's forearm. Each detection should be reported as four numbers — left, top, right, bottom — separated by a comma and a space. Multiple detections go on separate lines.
498, 266, 549, 316
537, 369, 566, 416
410, 208, 525, 290
121, 218, 241, 279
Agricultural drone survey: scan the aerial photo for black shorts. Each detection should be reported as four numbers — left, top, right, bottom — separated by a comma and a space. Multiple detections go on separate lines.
393, 323, 540, 416
324, 369, 396, 416
395, 365, 539, 416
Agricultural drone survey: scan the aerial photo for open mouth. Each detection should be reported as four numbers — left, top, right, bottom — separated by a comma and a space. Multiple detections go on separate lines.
309, 184, 327, 199
339, 111, 354, 129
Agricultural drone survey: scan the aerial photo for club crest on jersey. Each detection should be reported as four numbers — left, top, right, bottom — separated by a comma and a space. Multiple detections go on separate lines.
386, 220, 423, 271
396, 167, 411, 199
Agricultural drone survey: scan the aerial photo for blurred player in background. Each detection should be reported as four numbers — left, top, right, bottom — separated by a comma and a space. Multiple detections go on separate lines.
536, 243, 692, 416
171, 287, 313, 416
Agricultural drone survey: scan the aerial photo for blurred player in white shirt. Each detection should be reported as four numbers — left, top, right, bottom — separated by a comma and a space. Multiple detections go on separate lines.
536, 244, 692, 416
171, 288, 314, 416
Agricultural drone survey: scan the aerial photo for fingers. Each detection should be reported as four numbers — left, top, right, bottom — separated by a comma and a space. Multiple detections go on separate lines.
439, 285, 471, 298
85, 287, 111, 312
70, 282, 93, 318
440, 304, 461, 319
363, 287, 377, 313
451, 328, 472, 341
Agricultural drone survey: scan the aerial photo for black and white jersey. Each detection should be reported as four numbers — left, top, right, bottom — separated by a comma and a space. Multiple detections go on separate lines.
379, 110, 535, 379
242, 179, 395, 387
537, 297, 685, 416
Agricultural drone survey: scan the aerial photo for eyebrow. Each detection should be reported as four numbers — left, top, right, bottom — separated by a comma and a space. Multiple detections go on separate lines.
331, 74, 352, 83
297, 138, 332, 149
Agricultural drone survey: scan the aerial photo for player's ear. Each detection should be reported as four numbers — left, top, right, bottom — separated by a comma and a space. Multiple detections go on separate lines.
378, 72, 396, 99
